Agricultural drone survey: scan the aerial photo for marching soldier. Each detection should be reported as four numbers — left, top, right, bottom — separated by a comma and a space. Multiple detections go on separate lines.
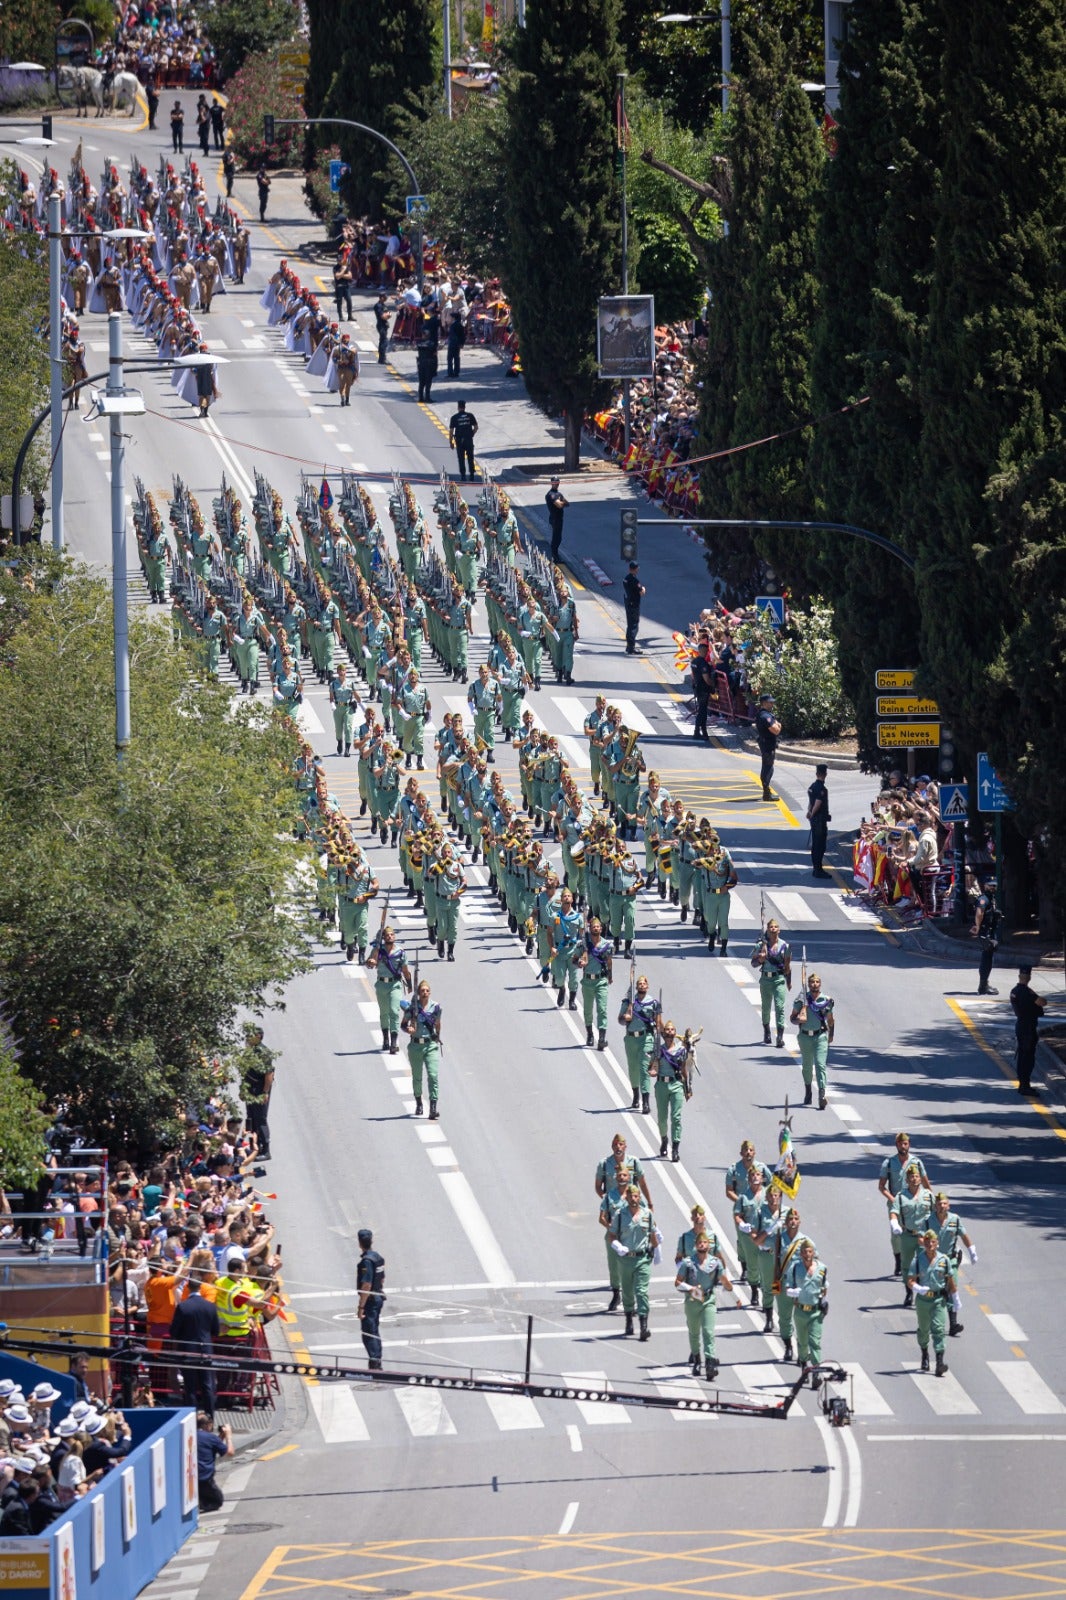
790, 971, 834, 1108
579, 915, 613, 1050
618, 974, 659, 1113
782, 1238, 828, 1385
468, 663, 500, 760
401, 978, 442, 1119
398, 666, 429, 770
554, 581, 578, 686
337, 843, 377, 963
675, 1231, 741, 1380
725, 1140, 773, 1286
752, 917, 792, 1047
334, 332, 358, 406
607, 1183, 658, 1341
548, 886, 584, 1011
891, 1162, 936, 1308
675, 1204, 724, 1266
932, 1191, 976, 1338
637, 773, 669, 892
584, 695, 608, 798
877, 1131, 931, 1279
329, 661, 358, 756
751, 1180, 786, 1332
732, 1165, 766, 1307
907, 1228, 957, 1378
430, 841, 465, 961
772, 1207, 809, 1361
611, 732, 645, 842
595, 1134, 651, 1313
365, 925, 412, 1054
651, 1017, 689, 1162
695, 827, 736, 954
144, 515, 169, 603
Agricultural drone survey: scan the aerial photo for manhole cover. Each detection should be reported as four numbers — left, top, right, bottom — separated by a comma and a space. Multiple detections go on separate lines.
222, 1523, 280, 1535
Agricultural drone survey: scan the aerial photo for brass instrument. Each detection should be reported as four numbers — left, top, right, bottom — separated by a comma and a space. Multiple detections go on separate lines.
622, 728, 639, 761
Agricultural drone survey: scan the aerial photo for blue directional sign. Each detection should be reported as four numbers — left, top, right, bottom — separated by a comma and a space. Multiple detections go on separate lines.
755, 595, 785, 627
976, 752, 1012, 813
938, 782, 969, 822
329, 159, 343, 193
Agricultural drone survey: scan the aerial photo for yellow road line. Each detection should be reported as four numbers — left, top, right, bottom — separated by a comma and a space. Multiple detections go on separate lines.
238, 1544, 289, 1600
260, 1443, 299, 1462
945, 996, 1066, 1143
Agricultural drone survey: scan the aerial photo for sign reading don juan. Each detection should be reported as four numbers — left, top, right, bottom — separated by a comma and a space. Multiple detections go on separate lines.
597, 295, 656, 379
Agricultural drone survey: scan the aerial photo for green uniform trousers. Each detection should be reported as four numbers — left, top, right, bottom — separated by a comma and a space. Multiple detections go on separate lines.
798, 1029, 829, 1094
702, 888, 730, 941
608, 891, 636, 943
684, 1292, 718, 1359
582, 974, 609, 1031
794, 1303, 823, 1365
655, 1077, 684, 1144
338, 897, 369, 951
619, 1250, 651, 1316
605, 1233, 622, 1291
915, 1291, 948, 1354
409, 1039, 440, 1099
624, 1031, 653, 1092
376, 978, 403, 1033
760, 972, 788, 1029
551, 951, 579, 994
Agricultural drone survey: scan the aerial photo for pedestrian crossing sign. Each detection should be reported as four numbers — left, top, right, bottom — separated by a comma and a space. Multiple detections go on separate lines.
939, 782, 969, 821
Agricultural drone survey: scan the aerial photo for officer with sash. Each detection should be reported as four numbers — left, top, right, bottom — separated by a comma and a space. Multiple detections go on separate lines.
366, 926, 412, 1054
752, 917, 792, 1047
651, 1017, 689, 1162
791, 971, 834, 1108
619, 973, 660, 1113
579, 916, 613, 1050
401, 978, 442, 1119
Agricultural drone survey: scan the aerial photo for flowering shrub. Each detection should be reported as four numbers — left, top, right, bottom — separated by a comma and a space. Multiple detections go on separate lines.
304, 144, 342, 220
738, 598, 853, 740
225, 47, 303, 169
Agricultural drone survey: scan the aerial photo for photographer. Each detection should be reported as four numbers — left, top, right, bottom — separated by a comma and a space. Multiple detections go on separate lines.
195, 1412, 233, 1512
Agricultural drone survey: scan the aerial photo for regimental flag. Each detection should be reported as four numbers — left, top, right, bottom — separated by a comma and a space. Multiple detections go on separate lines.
772, 1107, 802, 1200
319, 475, 333, 511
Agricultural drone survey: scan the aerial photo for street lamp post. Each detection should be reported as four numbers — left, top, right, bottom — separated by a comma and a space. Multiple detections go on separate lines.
618, 71, 631, 456
48, 192, 64, 551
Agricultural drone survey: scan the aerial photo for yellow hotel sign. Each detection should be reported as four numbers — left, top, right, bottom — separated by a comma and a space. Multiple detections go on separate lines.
877, 722, 939, 749
875, 695, 940, 718
874, 669, 916, 690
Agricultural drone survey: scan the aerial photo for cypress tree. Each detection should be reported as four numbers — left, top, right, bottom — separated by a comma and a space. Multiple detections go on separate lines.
317, 1, 435, 218
501, 0, 624, 470
305, 0, 346, 122
727, 73, 823, 592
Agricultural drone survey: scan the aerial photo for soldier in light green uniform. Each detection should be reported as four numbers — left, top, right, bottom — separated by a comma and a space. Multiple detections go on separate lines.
548, 888, 584, 1010
329, 662, 358, 755
365, 925, 411, 1054
892, 1163, 935, 1307
676, 1231, 740, 1379
878, 1132, 931, 1280
608, 1184, 658, 1340
584, 696, 608, 798
783, 1238, 828, 1385
535, 870, 562, 982
337, 844, 377, 963
401, 979, 442, 1119
554, 583, 577, 685
201, 595, 223, 677
772, 1208, 809, 1361
751, 1181, 786, 1333
145, 521, 169, 603
455, 512, 481, 598
651, 1018, 690, 1162
932, 1191, 976, 1339
580, 917, 613, 1050
752, 919, 792, 1047
431, 843, 465, 961
675, 1205, 721, 1265
467, 664, 500, 759
791, 973, 834, 1108
725, 1140, 774, 1290
619, 973, 659, 1113
733, 1166, 767, 1308
611, 734, 645, 842
638, 775, 669, 892
399, 667, 429, 769
908, 1229, 957, 1376
696, 830, 737, 953
608, 848, 642, 955
595, 1134, 651, 1313
230, 594, 268, 695
403, 581, 427, 670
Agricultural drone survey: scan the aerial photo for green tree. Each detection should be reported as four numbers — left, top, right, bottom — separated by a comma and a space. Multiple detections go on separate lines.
394, 96, 510, 275
0, 556, 311, 1152
808, 0, 940, 769
632, 213, 702, 322
914, 0, 1066, 923
0, 168, 49, 509
0, 1038, 49, 1192
305, 0, 345, 122
502, 0, 625, 469
0, 0, 59, 68
226, 46, 305, 168
317, 2, 435, 218
738, 598, 854, 739
208, 0, 298, 86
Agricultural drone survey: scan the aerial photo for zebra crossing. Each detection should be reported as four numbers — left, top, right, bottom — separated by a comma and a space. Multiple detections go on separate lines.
304, 1352, 1066, 1446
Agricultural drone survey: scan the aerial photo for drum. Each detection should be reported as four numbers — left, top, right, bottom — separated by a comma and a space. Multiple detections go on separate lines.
571, 840, 586, 866
657, 843, 674, 874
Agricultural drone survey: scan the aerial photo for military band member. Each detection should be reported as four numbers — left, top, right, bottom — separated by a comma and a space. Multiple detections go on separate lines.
695, 827, 737, 953
337, 844, 377, 963
430, 842, 465, 961
548, 887, 584, 1010
608, 849, 643, 956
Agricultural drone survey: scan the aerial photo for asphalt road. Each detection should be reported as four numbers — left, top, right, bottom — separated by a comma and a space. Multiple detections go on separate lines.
17, 100, 1066, 1600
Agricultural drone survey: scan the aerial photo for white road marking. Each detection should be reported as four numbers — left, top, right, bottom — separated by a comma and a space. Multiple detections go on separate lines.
567, 1423, 583, 1452
309, 1384, 370, 1442
815, 1416, 843, 1527
987, 1314, 1027, 1343
295, 699, 325, 737
87, 431, 104, 442
731, 1364, 803, 1416
337, 442, 353, 452
840, 1423, 863, 1527
834, 892, 882, 924
724, 892, 758, 926
95, 449, 110, 461
394, 1388, 456, 1436
647, 1365, 714, 1420
833, 1105, 862, 1123
358, 1001, 378, 1022
322, 423, 338, 433
767, 891, 819, 923
607, 697, 656, 736
437, 1170, 516, 1286
485, 1392, 543, 1431
426, 1147, 458, 1168
415, 1125, 447, 1144
557, 1501, 579, 1536
561, 1371, 629, 1426
839, 1362, 892, 1416
904, 1361, 979, 1414
988, 1361, 1066, 1415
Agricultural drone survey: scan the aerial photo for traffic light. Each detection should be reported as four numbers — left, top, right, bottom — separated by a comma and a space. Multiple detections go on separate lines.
263, 113, 275, 146
938, 724, 956, 780
41, 114, 52, 141
620, 507, 639, 562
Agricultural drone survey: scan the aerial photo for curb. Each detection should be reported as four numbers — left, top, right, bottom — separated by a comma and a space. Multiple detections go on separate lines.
583, 558, 613, 588
728, 731, 858, 772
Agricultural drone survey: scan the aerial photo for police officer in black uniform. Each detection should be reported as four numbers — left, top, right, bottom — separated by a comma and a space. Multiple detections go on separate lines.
1009, 966, 1045, 1095
356, 1228, 386, 1369
374, 295, 391, 364
970, 874, 1000, 994
755, 692, 781, 801
544, 477, 568, 562
448, 399, 478, 480
807, 763, 830, 877
623, 562, 644, 654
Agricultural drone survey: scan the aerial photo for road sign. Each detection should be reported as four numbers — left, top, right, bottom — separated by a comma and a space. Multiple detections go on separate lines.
278, 43, 310, 67
755, 595, 785, 627
329, 159, 350, 192
406, 194, 430, 217
876, 721, 939, 749
875, 669, 916, 690
939, 782, 969, 821
875, 695, 940, 718
977, 752, 1012, 813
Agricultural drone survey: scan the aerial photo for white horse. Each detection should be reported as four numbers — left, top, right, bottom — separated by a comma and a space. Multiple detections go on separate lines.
58, 65, 104, 117
108, 71, 141, 116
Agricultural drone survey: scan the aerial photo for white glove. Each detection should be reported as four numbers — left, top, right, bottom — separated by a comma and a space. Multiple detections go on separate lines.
610, 1240, 629, 1257
889, 1216, 903, 1236
968, 1245, 978, 1264
952, 1292, 963, 1312
654, 1228, 664, 1246
786, 1287, 800, 1299
914, 1284, 931, 1297
737, 1221, 752, 1234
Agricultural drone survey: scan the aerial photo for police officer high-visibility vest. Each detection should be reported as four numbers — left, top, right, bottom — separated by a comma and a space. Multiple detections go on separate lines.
215, 1275, 254, 1336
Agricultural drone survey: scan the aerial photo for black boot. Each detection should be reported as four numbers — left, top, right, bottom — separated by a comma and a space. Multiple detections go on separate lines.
750, 1286, 760, 1308
763, 1023, 771, 1045
447, 944, 455, 961
719, 941, 728, 956
557, 987, 566, 1007
597, 1030, 607, 1051
429, 1099, 439, 1120
630, 1087, 640, 1109
624, 1313, 634, 1337
705, 1358, 718, 1381
641, 1093, 650, 1114
638, 1316, 650, 1342
782, 1339, 793, 1362
438, 939, 445, 957
671, 1142, 680, 1162
346, 944, 355, 962
949, 1311, 964, 1337
389, 1033, 399, 1055
691, 1350, 701, 1374
707, 932, 716, 952
659, 1137, 668, 1158
803, 1083, 813, 1105
903, 1289, 914, 1309
568, 994, 578, 1010
935, 1352, 947, 1377
414, 1097, 424, 1117
776, 1028, 785, 1048
920, 1348, 930, 1372
763, 1310, 774, 1333
894, 1256, 902, 1277
607, 1289, 621, 1313
525, 935, 534, 954
586, 1026, 594, 1046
